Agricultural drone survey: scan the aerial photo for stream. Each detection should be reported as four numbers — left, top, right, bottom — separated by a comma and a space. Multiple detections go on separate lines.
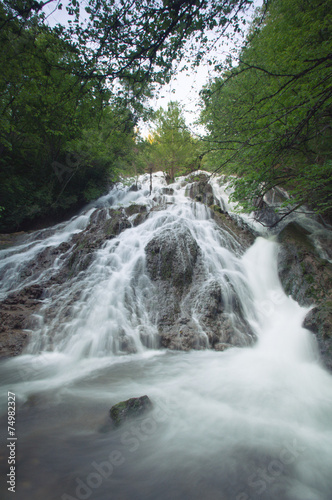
0, 172, 332, 500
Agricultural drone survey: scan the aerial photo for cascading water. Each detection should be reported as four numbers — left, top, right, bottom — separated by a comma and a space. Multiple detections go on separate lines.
0, 172, 332, 500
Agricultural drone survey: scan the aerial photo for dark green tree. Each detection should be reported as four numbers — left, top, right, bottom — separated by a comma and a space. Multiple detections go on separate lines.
201, 0, 332, 223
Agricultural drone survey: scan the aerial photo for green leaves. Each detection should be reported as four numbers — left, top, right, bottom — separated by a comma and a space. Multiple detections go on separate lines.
144, 101, 202, 181
201, 0, 332, 222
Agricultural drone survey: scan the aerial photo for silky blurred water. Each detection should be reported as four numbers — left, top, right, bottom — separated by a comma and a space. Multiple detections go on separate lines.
0, 172, 331, 500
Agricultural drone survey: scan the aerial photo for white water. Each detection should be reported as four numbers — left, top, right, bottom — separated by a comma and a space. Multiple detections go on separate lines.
0, 173, 332, 500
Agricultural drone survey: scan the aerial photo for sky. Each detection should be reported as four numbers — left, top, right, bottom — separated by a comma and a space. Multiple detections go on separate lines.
43, 0, 262, 137
144, 1, 263, 137
146, 32, 247, 137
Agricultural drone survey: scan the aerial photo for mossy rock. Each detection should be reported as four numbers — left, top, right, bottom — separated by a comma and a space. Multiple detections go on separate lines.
210, 204, 224, 214
124, 204, 147, 217
278, 221, 332, 370
278, 222, 315, 252
109, 396, 152, 427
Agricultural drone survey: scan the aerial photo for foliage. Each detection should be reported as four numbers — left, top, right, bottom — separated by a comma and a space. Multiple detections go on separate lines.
142, 102, 202, 182
58, 0, 253, 93
0, 0, 256, 232
201, 0, 332, 222
0, 5, 136, 231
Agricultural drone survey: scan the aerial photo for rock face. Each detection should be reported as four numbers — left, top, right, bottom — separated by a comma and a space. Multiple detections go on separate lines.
0, 285, 44, 357
185, 172, 214, 207
145, 221, 255, 351
278, 222, 332, 370
5, 175, 330, 365
110, 396, 152, 427
0, 175, 257, 358
209, 207, 255, 251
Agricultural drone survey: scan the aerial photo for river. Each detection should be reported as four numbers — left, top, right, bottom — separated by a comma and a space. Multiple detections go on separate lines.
0, 172, 332, 500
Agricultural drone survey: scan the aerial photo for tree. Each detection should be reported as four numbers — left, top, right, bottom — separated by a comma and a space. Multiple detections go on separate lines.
0, 0, 258, 230
0, 8, 136, 231
147, 101, 201, 182
201, 0, 332, 223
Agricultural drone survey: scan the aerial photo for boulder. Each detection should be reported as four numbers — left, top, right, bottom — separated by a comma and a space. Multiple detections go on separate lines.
145, 223, 255, 351
185, 173, 214, 206
110, 396, 152, 427
146, 223, 199, 289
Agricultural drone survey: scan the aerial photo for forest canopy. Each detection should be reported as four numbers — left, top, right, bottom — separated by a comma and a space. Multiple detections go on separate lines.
0, 0, 253, 232
1, 0, 331, 231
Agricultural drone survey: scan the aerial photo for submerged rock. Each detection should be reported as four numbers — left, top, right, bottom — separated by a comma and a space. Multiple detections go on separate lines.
110, 396, 152, 427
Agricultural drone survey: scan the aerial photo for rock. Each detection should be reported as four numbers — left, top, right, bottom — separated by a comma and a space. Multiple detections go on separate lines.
110, 396, 152, 427
303, 305, 332, 371
253, 199, 280, 227
129, 184, 140, 192
185, 173, 214, 206
210, 204, 224, 214
146, 223, 199, 288
278, 222, 332, 370
161, 187, 174, 195
0, 232, 27, 250
184, 174, 256, 251
214, 342, 233, 351
186, 280, 255, 349
145, 223, 255, 351
160, 319, 208, 351
0, 284, 45, 357
124, 204, 147, 217
64, 208, 133, 278
209, 207, 255, 252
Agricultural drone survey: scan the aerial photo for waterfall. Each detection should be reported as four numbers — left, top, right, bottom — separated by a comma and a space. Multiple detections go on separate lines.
0, 172, 331, 500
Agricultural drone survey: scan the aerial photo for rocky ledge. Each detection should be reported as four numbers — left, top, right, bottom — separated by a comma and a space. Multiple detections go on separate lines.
278, 222, 332, 371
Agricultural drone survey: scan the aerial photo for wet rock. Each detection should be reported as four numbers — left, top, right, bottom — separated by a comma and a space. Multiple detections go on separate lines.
0, 231, 28, 250
63, 208, 132, 277
214, 342, 233, 351
128, 183, 141, 192
253, 199, 280, 227
110, 396, 152, 427
209, 207, 255, 252
0, 285, 45, 357
303, 305, 332, 371
185, 173, 214, 206
146, 223, 199, 289
145, 224, 255, 351
185, 174, 256, 251
160, 320, 208, 351
124, 204, 147, 217
278, 222, 332, 370
186, 280, 255, 349
161, 187, 174, 195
